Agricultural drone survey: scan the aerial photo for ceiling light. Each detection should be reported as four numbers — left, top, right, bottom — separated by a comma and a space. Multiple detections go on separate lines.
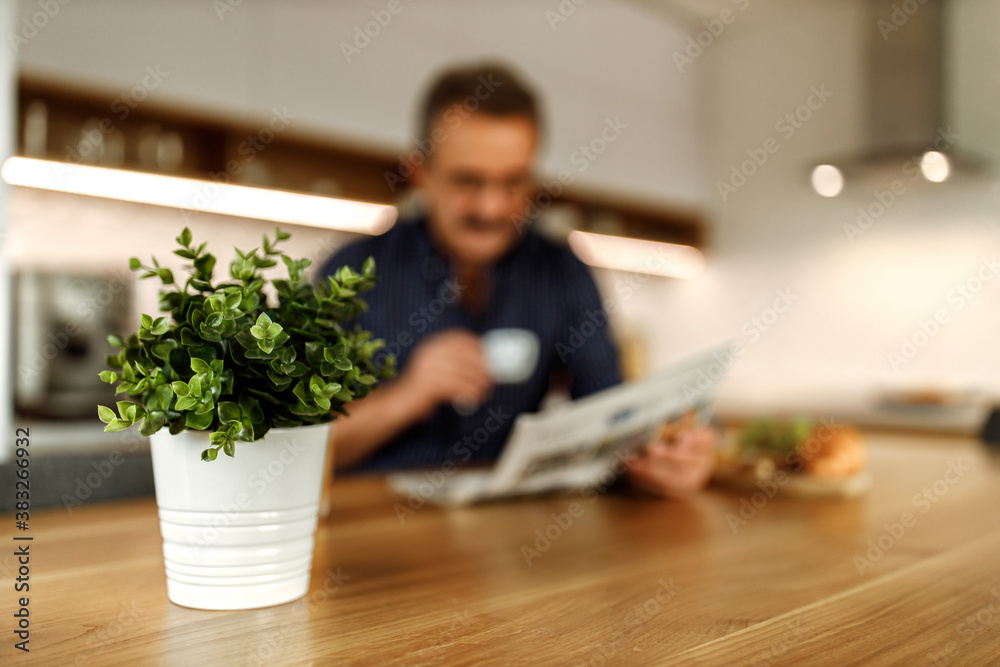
811, 164, 844, 197
920, 151, 950, 183
567, 230, 704, 279
0, 157, 397, 235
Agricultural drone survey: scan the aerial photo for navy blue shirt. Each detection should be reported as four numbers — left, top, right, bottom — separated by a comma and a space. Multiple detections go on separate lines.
317, 216, 621, 472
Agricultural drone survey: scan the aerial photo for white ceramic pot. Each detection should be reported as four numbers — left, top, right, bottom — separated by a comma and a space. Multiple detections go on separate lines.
149, 423, 331, 610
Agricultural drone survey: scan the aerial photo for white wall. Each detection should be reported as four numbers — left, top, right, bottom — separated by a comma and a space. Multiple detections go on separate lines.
633, 0, 1000, 416
16, 0, 708, 208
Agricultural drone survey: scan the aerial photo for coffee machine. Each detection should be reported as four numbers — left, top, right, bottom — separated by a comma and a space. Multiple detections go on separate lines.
14, 272, 130, 419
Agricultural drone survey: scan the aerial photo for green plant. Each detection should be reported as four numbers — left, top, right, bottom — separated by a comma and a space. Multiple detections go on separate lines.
737, 417, 814, 456
98, 227, 394, 461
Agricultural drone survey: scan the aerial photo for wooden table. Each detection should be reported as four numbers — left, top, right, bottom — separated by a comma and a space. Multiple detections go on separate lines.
5, 431, 1000, 665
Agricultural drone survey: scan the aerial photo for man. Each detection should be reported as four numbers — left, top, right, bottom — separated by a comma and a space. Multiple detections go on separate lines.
319, 62, 714, 499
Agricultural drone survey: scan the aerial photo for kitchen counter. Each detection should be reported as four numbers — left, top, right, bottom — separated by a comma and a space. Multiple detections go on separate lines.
5, 431, 1000, 665
717, 391, 995, 437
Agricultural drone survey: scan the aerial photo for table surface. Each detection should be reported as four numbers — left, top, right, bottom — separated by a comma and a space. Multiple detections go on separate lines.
5, 430, 1000, 666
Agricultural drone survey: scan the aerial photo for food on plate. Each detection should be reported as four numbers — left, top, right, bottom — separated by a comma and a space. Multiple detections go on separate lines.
735, 418, 866, 478
714, 418, 870, 498
801, 425, 866, 478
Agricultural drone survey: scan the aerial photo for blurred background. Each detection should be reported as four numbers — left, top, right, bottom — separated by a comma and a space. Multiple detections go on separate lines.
1, 0, 998, 492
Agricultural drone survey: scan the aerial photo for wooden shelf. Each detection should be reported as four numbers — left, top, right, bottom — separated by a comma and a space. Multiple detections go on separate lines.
17, 75, 704, 245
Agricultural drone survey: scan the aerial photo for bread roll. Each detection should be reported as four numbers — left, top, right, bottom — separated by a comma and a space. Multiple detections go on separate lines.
802, 426, 867, 478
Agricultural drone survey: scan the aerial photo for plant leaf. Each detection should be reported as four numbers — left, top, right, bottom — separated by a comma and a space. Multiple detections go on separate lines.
175, 396, 198, 411
185, 410, 213, 430
154, 384, 173, 409
190, 357, 211, 374
217, 401, 242, 423
104, 419, 132, 433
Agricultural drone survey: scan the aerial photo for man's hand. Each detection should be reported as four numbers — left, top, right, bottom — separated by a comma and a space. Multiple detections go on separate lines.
331, 329, 492, 469
626, 426, 718, 499
398, 329, 493, 418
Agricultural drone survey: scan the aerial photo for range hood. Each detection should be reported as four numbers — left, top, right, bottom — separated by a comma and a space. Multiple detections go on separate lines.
812, 0, 985, 195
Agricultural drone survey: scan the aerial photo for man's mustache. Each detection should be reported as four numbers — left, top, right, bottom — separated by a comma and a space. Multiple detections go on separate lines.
462, 217, 508, 228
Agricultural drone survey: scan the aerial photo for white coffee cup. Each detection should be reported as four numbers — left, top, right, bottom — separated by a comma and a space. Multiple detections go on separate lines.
481, 328, 540, 385
453, 328, 540, 415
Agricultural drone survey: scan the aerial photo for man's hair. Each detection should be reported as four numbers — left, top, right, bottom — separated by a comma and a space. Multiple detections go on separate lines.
417, 62, 542, 144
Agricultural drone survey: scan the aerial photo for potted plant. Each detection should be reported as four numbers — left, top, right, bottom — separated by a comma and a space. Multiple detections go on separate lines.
98, 226, 393, 610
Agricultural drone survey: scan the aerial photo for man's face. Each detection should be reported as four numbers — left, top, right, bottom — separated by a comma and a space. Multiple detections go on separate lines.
415, 111, 537, 266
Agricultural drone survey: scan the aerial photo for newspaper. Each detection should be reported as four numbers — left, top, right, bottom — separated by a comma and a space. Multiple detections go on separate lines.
387, 342, 733, 505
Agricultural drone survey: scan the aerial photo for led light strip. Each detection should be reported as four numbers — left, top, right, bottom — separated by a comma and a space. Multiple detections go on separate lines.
567, 230, 704, 279
1, 157, 397, 235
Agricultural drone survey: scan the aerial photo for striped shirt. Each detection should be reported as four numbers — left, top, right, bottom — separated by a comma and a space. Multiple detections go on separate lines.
317, 216, 622, 472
